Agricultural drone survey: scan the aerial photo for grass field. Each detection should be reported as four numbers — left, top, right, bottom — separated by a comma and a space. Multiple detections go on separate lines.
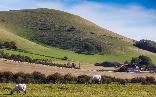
0, 83, 156, 97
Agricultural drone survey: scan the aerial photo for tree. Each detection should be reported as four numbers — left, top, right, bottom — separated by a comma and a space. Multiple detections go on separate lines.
138, 55, 152, 65
134, 39, 156, 53
131, 55, 152, 66
130, 57, 140, 65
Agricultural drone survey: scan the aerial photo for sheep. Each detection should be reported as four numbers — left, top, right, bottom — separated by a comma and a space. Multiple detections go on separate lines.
89, 75, 101, 84
11, 84, 27, 95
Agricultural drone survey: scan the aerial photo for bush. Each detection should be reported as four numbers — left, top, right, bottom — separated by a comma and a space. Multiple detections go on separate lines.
95, 61, 121, 67
62, 56, 68, 60
116, 79, 128, 85
0, 71, 14, 83
131, 77, 146, 84
0, 41, 17, 50
77, 75, 90, 84
46, 73, 63, 84
101, 76, 114, 84
63, 73, 76, 84
32, 71, 46, 84
14, 72, 26, 83
145, 77, 155, 84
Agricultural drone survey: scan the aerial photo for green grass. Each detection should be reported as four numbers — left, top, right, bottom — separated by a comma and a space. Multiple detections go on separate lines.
0, 83, 156, 97
0, 27, 156, 65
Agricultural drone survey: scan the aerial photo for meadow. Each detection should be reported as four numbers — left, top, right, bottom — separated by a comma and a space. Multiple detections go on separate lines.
0, 83, 156, 97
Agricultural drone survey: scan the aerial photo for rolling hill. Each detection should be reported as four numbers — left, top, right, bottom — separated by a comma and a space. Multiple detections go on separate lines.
0, 8, 156, 64
0, 8, 133, 54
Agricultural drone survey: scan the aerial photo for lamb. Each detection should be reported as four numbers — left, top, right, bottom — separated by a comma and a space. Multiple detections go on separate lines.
11, 84, 27, 94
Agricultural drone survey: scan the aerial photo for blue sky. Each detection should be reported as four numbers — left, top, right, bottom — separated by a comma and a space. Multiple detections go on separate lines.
0, 0, 156, 41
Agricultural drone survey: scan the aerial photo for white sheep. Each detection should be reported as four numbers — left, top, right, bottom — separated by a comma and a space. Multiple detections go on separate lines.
89, 75, 101, 84
11, 84, 27, 94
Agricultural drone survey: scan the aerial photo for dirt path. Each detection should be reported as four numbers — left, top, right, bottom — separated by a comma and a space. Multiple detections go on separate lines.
0, 58, 156, 79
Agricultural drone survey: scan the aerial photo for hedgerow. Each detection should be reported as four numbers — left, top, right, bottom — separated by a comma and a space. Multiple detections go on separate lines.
0, 71, 155, 84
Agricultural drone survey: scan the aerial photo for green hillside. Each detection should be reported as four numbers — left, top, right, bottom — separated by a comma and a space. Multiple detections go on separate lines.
0, 8, 156, 64
0, 8, 133, 54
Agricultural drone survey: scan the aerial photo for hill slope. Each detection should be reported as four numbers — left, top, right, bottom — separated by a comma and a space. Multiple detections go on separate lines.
0, 8, 156, 64
0, 8, 132, 54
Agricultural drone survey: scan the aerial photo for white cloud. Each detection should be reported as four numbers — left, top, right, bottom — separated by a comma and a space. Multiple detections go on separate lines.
0, 0, 156, 41
66, 2, 156, 41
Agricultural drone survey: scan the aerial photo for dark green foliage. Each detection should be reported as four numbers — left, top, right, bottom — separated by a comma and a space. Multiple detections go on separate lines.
131, 77, 155, 84
62, 56, 68, 60
95, 61, 121, 67
145, 77, 155, 84
14, 72, 27, 83
138, 55, 152, 65
101, 75, 113, 84
131, 77, 146, 83
0, 8, 130, 54
32, 72, 46, 84
134, 39, 156, 53
0, 71, 14, 83
0, 41, 17, 50
77, 75, 90, 84
63, 73, 76, 84
46, 73, 63, 84
131, 55, 152, 67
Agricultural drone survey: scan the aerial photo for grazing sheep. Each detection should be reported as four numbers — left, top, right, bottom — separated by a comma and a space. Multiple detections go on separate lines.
11, 84, 27, 95
89, 75, 101, 84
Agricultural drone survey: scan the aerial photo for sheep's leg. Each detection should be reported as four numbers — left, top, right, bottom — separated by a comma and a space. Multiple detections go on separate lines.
24, 90, 26, 94
17, 91, 20, 93
10, 91, 13, 95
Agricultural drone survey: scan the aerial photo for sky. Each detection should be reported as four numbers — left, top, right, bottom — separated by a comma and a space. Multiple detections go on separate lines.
0, 0, 156, 41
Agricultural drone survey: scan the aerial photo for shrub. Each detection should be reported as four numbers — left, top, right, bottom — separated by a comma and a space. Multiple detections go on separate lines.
46, 73, 63, 84
31, 71, 46, 84
101, 75, 114, 84
77, 75, 90, 84
116, 79, 128, 85
131, 77, 146, 84
0, 71, 14, 83
63, 73, 76, 84
14, 72, 26, 83
145, 77, 155, 84
62, 56, 68, 60
0, 41, 17, 50
95, 61, 121, 67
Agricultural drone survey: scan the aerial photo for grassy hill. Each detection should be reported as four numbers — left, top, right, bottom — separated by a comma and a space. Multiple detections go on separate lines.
0, 8, 156, 64
0, 8, 133, 54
